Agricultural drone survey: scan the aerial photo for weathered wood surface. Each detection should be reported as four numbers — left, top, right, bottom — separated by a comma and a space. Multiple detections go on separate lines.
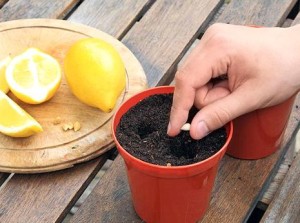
217, 0, 297, 27
293, 10, 300, 24
261, 147, 300, 222
69, 156, 137, 223
69, 0, 300, 222
0, 0, 149, 222
0, 173, 8, 186
0, 156, 107, 223
122, 0, 223, 87
69, 0, 154, 39
0, 0, 80, 21
0, 0, 299, 222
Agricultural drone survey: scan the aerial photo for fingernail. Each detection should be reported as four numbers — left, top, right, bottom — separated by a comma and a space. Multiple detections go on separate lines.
196, 121, 209, 139
167, 122, 171, 134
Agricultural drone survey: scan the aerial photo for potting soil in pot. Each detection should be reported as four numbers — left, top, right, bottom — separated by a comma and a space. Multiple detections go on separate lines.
116, 93, 227, 166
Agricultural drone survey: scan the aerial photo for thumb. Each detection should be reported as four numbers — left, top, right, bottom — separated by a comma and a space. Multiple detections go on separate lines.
189, 88, 256, 139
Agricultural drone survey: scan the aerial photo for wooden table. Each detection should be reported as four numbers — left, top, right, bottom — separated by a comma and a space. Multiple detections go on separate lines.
0, 0, 299, 222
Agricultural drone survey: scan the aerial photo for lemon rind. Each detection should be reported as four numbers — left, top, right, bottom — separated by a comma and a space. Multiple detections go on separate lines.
0, 91, 43, 137
0, 56, 12, 94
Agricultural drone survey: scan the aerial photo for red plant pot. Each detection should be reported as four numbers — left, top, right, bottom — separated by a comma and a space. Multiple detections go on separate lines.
112, 86, 233, 223
227, 95, 295, 159
226, 25, 296, 159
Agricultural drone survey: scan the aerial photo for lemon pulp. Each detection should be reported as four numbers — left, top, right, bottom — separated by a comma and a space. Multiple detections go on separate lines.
0, 91, 42, 137
6, 48, 62, 104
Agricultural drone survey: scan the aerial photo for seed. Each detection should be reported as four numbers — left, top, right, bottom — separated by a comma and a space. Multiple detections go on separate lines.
62, 122, 73, 131
181, 123, 191, 131
53, 116, 61, 125
73, 121, 81, 132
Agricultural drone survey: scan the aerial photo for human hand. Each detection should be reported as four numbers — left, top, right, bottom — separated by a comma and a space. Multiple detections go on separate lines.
167, 23, 300, 140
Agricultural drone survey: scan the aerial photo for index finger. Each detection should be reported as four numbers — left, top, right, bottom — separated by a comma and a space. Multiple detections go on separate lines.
167, 42, 220, 136
167, 70, 196, 136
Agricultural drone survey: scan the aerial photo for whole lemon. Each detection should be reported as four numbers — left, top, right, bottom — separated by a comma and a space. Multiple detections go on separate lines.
64, 38, 126, 112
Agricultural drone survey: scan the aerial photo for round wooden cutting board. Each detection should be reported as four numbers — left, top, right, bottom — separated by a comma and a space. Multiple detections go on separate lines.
0, 19, 147, 173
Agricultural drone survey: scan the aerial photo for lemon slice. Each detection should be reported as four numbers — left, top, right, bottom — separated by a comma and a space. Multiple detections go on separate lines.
0, 91, 43, 137
0, 56, 11, 93
6, 48, 62, 104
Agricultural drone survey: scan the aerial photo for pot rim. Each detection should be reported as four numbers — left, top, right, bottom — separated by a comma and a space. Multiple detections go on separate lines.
112, 86, 233, 177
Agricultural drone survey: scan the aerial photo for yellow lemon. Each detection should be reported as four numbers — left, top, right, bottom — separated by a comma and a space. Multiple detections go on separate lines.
0, 56, 11, 93
0, 90, 42, 137
64, 38, 126, 113
6, 48, 62, 104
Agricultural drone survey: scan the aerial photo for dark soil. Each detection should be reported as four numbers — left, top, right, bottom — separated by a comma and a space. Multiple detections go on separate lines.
116, 93, 227, 166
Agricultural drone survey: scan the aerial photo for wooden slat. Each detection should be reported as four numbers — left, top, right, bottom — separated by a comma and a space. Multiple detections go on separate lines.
68, 0, 154, 38
0, 173, 9, 186
122, 0, 223, 87
216, 0, 297, 27
69, 0, 300, 222
0, 156, 107, 223
293, 11, 300, 25
261, 148, 300, 222
70, 156, 138, 222
0, 0, 80, 22
0, 1, 154, 222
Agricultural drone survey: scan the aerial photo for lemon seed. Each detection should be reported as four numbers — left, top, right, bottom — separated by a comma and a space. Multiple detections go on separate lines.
181, 123, 191, 131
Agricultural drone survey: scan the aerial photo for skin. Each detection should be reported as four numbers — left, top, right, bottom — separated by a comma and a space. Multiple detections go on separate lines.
167, 23, 300, 140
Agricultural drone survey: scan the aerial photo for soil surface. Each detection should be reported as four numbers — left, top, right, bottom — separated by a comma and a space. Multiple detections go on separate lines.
116, 93, 227, 166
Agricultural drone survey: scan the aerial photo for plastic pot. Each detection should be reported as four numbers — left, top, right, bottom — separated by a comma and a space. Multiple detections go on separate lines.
112, 86, 233, 223
227, 95, 295, 159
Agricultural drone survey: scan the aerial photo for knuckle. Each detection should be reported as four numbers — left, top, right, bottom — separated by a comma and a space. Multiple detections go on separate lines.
211, 107, 232, 128
206, 23, 225, 34
175, 66, 190, 86
205, 24, 231, 50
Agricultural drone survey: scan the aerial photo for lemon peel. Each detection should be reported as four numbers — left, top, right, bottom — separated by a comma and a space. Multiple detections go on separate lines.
0, 56, 11, 93
64, 38, 126, 112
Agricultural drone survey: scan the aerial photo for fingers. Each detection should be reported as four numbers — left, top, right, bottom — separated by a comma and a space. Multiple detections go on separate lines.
167, 23, 233, 137
194, 80, 230, 108
189, 88, 256, 139
167, 71, 195, 136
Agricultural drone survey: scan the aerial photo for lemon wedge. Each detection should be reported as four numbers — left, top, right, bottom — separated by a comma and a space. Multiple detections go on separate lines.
0, 56, 11, 93
6, 48, 62, 104
0, 90, 42, 137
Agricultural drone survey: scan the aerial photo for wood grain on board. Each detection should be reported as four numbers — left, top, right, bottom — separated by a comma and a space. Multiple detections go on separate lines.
0, 0, 80, 21
69, 0, 154, 38
216, 0, 297, 27
69, 0, 300, 222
